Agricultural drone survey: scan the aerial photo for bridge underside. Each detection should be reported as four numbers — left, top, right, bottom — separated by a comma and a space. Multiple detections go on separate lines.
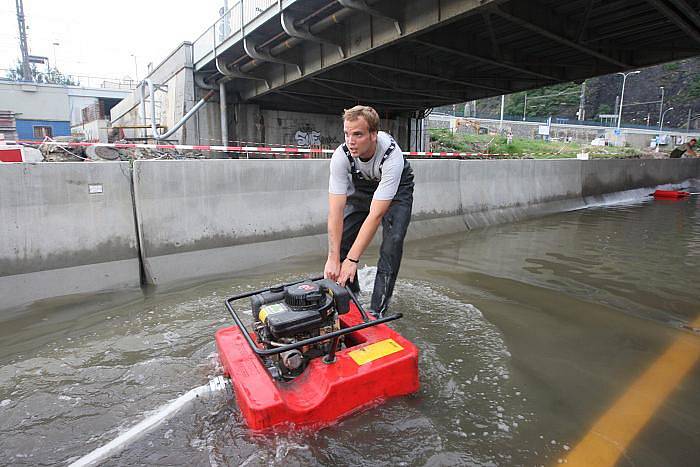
197, 0, 700, 117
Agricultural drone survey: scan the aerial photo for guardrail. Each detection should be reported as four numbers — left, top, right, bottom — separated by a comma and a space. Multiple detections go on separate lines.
0, 69, 136, 90
192, 0, 277, 66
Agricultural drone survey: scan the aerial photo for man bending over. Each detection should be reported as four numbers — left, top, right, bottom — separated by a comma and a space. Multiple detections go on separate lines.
324, 105, 414, 317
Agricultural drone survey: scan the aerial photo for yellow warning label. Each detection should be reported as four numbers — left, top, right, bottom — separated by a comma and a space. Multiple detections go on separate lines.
349, 339, 404, 365
259, 303, 286, 323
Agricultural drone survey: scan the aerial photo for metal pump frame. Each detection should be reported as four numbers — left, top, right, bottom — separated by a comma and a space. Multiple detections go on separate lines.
224, 275, 402, 361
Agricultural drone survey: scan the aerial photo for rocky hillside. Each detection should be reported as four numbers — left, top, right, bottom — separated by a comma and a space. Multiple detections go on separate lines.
437, 57, 700, 130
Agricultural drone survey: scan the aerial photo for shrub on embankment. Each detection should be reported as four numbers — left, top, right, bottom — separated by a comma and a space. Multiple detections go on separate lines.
429, 129, 641, 159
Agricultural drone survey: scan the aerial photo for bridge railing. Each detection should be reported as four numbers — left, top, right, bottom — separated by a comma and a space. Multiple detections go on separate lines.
192, 0, 277, 67
0, 69, 137, 90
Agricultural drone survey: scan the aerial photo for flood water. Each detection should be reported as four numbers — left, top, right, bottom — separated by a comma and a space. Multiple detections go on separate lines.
1, 193, 699, 466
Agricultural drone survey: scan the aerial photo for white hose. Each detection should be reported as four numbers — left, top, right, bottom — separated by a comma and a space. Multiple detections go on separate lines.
69, 376, 231, 467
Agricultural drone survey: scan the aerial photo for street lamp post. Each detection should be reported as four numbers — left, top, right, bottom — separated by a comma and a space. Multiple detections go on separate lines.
658, 86, 665, 128
660, 107, 674, 133
656, 107, 674, 152
616, 70, 640, 130
52, 42, 59, 69
499, 95, 505, 131
131, 54, 139, 82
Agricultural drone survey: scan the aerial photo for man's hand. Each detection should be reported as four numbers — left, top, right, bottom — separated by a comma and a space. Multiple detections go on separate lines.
338, 258, 358, 287
324, 256, 341, 281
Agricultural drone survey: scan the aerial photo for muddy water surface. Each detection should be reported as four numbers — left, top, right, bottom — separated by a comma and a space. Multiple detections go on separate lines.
1, 195, 699, 466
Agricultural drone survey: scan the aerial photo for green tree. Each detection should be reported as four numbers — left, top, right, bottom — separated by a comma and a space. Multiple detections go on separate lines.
5, 60, 79, 86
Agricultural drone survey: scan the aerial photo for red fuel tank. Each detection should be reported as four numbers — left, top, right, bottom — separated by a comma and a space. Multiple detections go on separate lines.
216, 303, 419, 431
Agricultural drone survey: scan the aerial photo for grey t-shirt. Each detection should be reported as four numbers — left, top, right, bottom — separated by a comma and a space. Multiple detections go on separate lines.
328, 131, 404, 200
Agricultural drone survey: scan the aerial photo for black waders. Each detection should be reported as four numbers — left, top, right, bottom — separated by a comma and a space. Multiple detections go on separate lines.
339, 140, 414, 316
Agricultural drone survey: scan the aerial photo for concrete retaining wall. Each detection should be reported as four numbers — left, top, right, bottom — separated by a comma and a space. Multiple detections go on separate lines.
1, 158, 699, 310
459, 159, 586, 229
409, 160, 466, 238
0, 162, 141, 310
133, 159, 330, 284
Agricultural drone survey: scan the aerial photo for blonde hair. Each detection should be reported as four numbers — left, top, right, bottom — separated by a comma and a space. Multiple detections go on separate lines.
343, 105, 380, 133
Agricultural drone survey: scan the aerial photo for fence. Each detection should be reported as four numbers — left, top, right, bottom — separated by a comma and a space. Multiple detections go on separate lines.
192, 0, 278, 65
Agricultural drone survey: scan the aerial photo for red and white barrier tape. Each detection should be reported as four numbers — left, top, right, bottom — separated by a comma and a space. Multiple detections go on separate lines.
1, 139, 334, 154
0, 140, 610, 158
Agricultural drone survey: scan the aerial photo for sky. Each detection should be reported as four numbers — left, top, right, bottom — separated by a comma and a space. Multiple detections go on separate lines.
0, 0, 223, 83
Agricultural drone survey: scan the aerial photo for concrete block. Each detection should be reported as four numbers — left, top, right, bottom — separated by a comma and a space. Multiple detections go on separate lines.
407, 159, 466, 239
133, 159, 330, 284
459, 159, 586, 228
581, 159, 700, 201
0, 162, 140, 310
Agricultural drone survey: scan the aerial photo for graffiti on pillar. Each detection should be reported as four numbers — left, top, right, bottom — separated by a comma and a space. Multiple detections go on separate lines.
294, 124, 321, 146
292, 123, 340, 148
320, 134, 339, 146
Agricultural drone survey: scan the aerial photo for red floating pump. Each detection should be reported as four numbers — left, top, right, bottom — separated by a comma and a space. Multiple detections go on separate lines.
653, 190, 690, 199
216, 277, 420, 431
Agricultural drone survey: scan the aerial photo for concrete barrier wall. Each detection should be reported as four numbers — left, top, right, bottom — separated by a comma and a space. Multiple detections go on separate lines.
409, 160, 466, 238
459, 159, 586, 229
0, 162, 140, 310
133, 159, 331, 285
2, 158, 699, 309
582, 159, 699, 198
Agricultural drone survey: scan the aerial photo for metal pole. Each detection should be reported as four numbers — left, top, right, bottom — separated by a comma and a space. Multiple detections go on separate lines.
658, 86, 665, 129
15, 0, 31, 81
660, 107, 674, 133
657, 107, 674, 152
523, 93, 527, 121
500, 94, 505, 131
131, 54, 139, 81
617, 76, 627, 130
52, 42, 59, 69
220, 81, 228, 146
578, 81, 586, 121
688, 107, 692, 131
616, 71, 640, 147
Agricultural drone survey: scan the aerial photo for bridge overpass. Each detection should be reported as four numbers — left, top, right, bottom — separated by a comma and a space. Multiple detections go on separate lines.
111, 0, 700, 149
195, 0, 700, 114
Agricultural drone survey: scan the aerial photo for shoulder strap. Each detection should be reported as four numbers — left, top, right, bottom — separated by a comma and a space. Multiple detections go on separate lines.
341, 143, 356, 170
343, 140, 400, 180
378, 139, 397, 176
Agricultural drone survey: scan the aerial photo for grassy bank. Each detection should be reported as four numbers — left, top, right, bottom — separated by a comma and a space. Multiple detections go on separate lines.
429, 129, 640, 159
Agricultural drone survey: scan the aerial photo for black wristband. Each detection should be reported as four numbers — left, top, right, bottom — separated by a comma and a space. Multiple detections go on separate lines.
345, 256, 359, 263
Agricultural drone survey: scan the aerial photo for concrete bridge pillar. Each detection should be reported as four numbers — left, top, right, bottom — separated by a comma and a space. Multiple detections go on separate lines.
395, 115, 426, 152
232, 103, 262, 145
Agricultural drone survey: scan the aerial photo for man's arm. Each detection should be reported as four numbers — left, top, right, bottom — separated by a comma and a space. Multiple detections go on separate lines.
337, 198, 392, 286
324, 193, 346, 281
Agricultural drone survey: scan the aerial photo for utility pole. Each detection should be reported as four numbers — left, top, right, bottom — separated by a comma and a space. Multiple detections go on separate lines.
658, 86, 665, 126
15, 0, 32, 81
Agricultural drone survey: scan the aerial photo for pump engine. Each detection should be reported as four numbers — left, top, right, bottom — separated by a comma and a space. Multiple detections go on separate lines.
250, 278, 350, 380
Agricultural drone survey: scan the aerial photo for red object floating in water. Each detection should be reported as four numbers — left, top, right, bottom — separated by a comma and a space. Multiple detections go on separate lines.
653, 190, 690, 199
215, 303, 420, 431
